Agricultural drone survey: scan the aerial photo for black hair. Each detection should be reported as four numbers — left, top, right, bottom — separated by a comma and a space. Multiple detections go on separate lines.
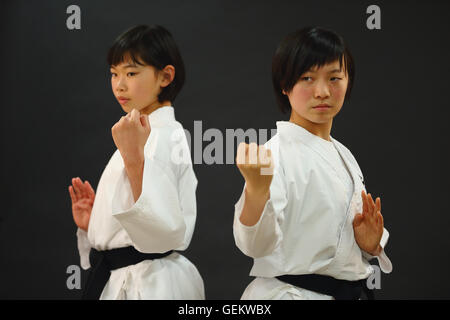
107, 24, 185, 103
272, 26, 355, 114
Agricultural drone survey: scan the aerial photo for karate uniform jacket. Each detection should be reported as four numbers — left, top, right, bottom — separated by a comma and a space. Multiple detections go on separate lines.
76, 106, 204, 299
233, 121, 392, 299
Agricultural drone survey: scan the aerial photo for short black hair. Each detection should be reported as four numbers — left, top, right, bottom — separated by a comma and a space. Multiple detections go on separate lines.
107, 25, 185, 103
272, 26, 355, 114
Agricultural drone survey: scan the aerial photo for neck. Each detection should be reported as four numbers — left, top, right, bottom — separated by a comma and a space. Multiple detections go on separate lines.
140, 100, 172, 115
289, 110, 332, 142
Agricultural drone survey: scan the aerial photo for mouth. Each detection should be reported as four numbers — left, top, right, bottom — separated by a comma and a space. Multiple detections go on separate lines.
118, 97, 130, 104
313, 104, 331, 110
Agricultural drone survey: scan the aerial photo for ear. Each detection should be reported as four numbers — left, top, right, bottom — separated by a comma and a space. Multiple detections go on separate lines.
159, 65, 175, 88
282, 89, 287, 95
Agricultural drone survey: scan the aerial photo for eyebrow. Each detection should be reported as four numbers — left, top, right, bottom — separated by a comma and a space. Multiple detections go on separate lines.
306, 68, 343, 74
110, 64, 139, 70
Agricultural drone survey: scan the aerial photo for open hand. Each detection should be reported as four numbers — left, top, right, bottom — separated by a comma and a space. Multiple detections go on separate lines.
353, 190, 384, 256
68, 177, 95, 232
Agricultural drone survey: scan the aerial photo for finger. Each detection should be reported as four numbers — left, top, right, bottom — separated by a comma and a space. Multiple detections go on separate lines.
72, 178, 82, 198
75, 178, 87, 199
130, 108, 139, 122
244, 143, 250, 164
260, 148, 274, 175
236, 142, 247, 166
376, 197, 381, 213
368, 193, 376, 217
140, 114, 150, 128
248, 143, 258, 165
377, 211, 384, 227
78, 178, 88, 199
68, 186, 77, 203
361, 190, 369, 214
84, 180, 95, 200
259, 146, 272, 167
258, 146, 270, 167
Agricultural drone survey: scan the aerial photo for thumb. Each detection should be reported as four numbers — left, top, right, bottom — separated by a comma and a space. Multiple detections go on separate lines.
353, 213, 364, 228
140, 114, 150, 129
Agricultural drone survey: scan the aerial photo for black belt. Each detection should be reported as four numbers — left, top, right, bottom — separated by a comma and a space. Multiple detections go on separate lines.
276, 274, 375, 300
82, 246, 174, 300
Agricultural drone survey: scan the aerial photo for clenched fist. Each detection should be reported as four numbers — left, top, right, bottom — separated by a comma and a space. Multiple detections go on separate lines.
236, 142, 274, 195
236, 142, 274, 226
111, 108, 151, 166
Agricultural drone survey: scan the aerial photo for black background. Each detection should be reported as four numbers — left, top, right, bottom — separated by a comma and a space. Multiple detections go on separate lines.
1, 0, 449, 299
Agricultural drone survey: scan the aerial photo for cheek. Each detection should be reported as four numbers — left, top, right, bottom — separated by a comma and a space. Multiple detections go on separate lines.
297, 86, 312, 101
128, 82, 150, 102
333, 81, 348, 100
136, 76, 159, 97
289, 85, 312, 108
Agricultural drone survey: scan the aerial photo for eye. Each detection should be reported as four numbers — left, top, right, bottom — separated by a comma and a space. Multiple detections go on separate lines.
110, 72, 117, 77
127, 72, 137, 77
331, 77, 342, 81
301, 76, 312, 81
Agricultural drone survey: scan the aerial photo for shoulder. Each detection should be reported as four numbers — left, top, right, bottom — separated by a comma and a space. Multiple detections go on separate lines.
263, 133, 287, 178
148, 120, 188, 152
264, 134, 280, 163
151, 120, 185, 142
147, 120, 192, 175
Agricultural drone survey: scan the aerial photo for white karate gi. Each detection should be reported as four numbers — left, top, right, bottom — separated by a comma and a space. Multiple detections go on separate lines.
233, 121, 393, 300
76, 106, 205, 300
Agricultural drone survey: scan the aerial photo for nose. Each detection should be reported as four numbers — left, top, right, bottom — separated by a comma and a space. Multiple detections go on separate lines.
114, 75, 127, 92
313, 79, 330, 99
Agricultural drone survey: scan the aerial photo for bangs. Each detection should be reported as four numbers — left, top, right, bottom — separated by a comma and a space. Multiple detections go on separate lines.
297, 39, 348, 76
107, 42, 146, 67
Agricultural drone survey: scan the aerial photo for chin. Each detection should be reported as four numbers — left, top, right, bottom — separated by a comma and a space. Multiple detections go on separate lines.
310, 115, 333, 124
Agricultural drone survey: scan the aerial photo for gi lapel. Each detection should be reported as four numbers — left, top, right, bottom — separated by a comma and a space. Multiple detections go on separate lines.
277, 121, 354, 195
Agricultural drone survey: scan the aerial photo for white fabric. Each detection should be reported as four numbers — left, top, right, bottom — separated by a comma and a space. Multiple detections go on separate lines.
317, 138, 354, 205
242, 277, 334, 300
76, 106, 205, 300
233, 121, 393, 300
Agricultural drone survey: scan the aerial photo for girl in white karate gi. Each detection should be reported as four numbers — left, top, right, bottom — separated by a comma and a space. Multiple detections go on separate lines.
68, 25, 204, 300
233, 26, 393, 300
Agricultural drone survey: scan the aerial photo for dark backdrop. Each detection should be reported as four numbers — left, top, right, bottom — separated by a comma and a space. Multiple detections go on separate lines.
1, 0, 449, 299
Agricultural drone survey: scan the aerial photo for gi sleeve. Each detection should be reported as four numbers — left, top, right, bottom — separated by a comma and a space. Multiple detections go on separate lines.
233, 165, 288, 259
76, 228, 91, 270
111, 155, 187, 253
362, 228, 393, 273
176, 163, 197, 247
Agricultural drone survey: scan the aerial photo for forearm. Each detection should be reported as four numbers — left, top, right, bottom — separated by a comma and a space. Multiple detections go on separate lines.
239, 186, 270, 226
124, 156, 145, 203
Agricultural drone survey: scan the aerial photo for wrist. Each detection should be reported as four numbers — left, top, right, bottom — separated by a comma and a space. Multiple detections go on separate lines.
123, 151, 145, 169
125, 160, 144, 174
245, 185, 270, 199
368, 244, 382, 256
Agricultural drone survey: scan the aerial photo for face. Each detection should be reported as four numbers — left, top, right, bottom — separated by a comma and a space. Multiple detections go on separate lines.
284, 59, 349, 125
110, 54, 173, 114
